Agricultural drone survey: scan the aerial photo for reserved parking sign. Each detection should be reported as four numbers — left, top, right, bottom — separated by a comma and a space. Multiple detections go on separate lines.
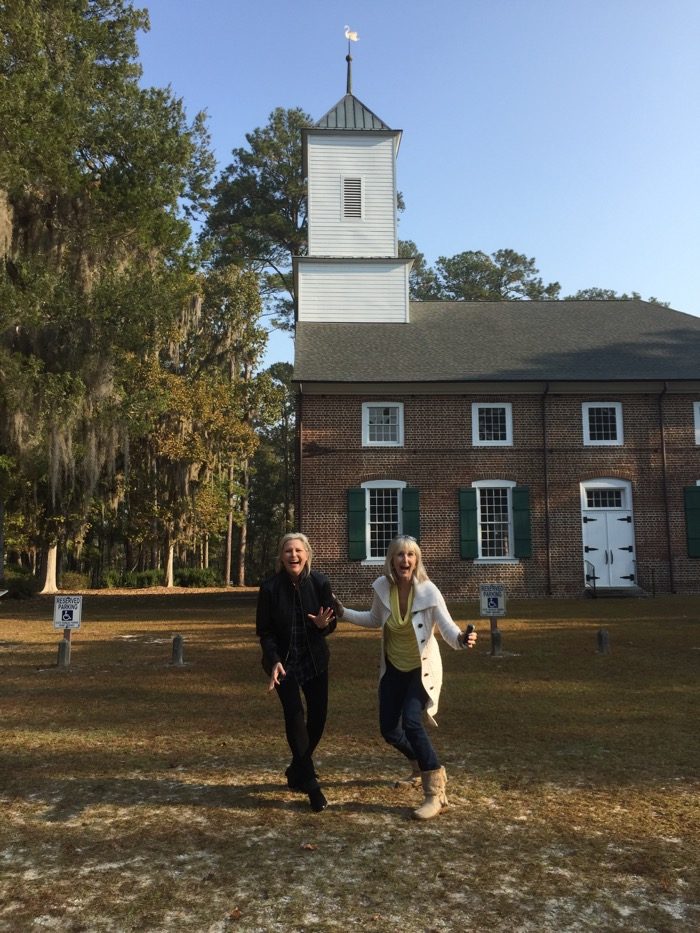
53, 595, 83, 630
479, 584, 506, 618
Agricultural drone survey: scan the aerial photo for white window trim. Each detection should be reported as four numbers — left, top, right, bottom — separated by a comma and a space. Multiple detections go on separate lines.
579, 477, 631, 512
694, 401, 700, 445
582, 401, 624, 446
362, 402, 404, 447
471, 402, 513, 447
361, 479, 405, 564
341, 174, 364, 221
472, 479, 519, 564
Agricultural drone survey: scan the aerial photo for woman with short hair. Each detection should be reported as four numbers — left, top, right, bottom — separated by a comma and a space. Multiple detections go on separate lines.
335, 535, 477, 820
256, 532, 336, 812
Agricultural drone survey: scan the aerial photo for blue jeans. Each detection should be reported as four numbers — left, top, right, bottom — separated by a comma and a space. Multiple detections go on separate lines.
379, 658, 440, 772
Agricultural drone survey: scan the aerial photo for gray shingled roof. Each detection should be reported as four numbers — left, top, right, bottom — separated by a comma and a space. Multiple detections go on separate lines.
314, 93, 392, 131
294, 300, 700, 383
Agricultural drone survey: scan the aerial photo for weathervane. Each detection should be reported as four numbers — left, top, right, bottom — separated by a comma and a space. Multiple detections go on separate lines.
344, 25, 358, 94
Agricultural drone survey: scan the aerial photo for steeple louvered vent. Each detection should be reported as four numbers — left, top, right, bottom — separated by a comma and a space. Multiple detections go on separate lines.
343, 176, 363, 218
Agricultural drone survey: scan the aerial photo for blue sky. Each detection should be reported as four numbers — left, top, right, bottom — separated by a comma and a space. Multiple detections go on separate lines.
137, 0, 700, 367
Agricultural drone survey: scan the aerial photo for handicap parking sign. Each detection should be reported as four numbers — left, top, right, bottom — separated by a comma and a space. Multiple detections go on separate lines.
53, 596, 82, 629
480, 584, 506, 617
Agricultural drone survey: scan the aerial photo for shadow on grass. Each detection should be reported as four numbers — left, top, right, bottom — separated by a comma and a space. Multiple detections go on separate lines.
29, 774, 407, 822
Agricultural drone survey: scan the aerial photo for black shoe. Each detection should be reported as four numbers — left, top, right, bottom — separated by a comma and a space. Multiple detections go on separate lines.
285, 764, 318, 792
285, 764, 305, 792
308, 787, 327, 812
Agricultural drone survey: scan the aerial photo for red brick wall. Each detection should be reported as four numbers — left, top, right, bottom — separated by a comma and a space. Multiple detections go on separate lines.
297, 391, 700, 599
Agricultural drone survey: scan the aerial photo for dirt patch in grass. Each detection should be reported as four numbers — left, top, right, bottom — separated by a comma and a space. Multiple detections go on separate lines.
0, 593, 698, 931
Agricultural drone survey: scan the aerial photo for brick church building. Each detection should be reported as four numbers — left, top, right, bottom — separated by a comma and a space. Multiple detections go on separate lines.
292, 73, 700, 599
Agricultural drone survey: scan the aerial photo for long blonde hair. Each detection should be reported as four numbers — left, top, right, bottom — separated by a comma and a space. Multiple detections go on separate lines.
384, 535, 429, 585
275, 532, 313, 575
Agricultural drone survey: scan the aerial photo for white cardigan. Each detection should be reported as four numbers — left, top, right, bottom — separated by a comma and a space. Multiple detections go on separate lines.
342, 576, 466, 725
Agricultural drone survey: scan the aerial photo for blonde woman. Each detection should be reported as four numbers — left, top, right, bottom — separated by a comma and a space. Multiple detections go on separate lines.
256, 533, 336, 812
335, 535, 476, 820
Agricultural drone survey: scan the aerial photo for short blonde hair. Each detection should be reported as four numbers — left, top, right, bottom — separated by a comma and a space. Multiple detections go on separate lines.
384, 535, 429, 585
276, 532, 313, 574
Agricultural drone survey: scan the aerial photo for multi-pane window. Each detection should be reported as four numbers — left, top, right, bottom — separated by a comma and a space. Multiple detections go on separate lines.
342, 176, 363, 218
472, 480, 515, 559
582, 402, 623, 446
461, 482, 529, 561
362, 402, 404, 446
349, 481, 417, 562
694, 402, 700, 445
472, 403, 513, 446
586, 489, 623, 509
478, 487, 511, 557
368, 487, 400, 558
368, 407, 398, 443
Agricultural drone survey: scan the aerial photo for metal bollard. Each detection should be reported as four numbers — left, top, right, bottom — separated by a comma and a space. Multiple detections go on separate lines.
57, 638, 71, 668
490, 628, 502, 657
172, 634, 184, 666
596, 628, 610, 654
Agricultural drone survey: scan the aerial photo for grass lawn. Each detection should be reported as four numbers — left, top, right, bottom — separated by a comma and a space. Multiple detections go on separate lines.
0, 589, 698, 932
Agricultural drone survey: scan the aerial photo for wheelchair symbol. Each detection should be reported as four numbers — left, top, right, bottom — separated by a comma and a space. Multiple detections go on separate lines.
487, 597, 500, 610
61, 610, 74, 622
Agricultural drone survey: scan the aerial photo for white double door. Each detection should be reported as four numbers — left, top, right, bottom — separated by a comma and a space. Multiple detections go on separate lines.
581, 482, 636, 588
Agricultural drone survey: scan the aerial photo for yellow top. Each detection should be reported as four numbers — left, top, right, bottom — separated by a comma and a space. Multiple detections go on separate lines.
384, 584, 420, 671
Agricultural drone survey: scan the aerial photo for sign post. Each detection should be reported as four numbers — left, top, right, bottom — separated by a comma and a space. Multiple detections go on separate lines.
53, 596, 82, 667
479, 584, 506, 656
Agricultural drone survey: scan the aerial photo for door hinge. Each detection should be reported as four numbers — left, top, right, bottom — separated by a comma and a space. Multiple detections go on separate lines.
617, 515, 632, 523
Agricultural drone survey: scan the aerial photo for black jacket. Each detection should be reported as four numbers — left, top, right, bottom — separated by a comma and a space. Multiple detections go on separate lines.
256, 569, 337, 676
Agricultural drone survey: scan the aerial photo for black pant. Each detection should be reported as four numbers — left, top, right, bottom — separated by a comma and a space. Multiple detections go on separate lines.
275, 668, 328, 788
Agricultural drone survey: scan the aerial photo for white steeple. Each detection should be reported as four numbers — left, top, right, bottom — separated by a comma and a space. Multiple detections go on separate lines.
295, 50, 413, 324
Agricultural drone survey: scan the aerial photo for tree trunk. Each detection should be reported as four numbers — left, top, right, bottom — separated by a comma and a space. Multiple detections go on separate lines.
124, 536, 134, 573
39, 543, 59, 594
236, 461, 249, 586
0, 499, 5, 580
224, 462, 234, 585
225, 509, 233, 585
165, 542, 174, 588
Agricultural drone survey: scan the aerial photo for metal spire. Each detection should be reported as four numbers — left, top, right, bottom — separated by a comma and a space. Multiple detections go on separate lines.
344, 26, 358, 94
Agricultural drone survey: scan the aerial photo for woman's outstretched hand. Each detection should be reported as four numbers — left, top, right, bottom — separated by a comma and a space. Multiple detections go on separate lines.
268, 661, 286, 692
308, 606, 335, 629
461, 624, 477, 648
331, 594, 345, 619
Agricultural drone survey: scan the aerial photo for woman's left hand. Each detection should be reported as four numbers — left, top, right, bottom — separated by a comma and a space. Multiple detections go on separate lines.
308, 606, 335, 629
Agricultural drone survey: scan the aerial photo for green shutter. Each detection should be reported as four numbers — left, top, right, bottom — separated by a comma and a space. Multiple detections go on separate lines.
347, 488, 367, 560
401, 487, 420, 540
684, 486, 700, 558
459, 488, 478, 559
512, 486, 532, 558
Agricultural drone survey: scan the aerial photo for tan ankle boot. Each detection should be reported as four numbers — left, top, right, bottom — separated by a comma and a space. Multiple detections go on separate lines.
413, 766, 447, 820
394, 759, 421, 787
